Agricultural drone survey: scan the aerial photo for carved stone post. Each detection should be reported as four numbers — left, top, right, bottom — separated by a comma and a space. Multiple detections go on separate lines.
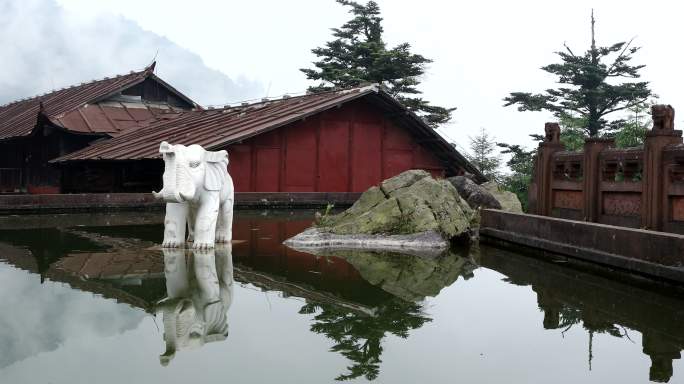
535, 123, 563, 216
582, 137, 614, 222
642, 105, 682, 230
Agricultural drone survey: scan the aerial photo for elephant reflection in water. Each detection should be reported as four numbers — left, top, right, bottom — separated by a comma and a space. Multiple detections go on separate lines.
157, 244, 234, 365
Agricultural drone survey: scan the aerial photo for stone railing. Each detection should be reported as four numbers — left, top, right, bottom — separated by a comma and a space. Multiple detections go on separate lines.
529, 105, 684, 234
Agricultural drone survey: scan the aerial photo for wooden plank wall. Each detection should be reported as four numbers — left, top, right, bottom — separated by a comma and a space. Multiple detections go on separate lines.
227, 99, 445, 193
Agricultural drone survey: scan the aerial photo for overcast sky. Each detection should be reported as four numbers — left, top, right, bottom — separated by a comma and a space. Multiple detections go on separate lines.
2, 0, 683, 157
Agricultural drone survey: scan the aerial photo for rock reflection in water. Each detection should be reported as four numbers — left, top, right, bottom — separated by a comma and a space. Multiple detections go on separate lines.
291, 246, 479, 302
158, 245, 234, 365
286, 244, 479, 380
0, 211, 682, 383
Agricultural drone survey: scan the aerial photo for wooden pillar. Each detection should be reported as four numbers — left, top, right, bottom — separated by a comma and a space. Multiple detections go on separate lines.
582, 138, 614, 222
535, 123, 563, 216
642, 105, 682, 231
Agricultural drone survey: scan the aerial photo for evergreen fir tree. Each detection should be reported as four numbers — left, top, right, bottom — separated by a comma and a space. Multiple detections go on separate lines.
613, 102, 652, 148
497, 142, 535, 211
466, 128, 502, 182
504, 11, 652, 136
558, 113, 588, 151
301, 0, 454, 128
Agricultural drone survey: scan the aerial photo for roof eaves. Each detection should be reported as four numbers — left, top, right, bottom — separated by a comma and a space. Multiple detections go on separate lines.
42, 118, 112, 139
370, 89, 487, 182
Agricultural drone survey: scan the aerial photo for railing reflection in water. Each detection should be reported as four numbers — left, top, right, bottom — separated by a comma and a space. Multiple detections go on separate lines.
0, 211, 681, 381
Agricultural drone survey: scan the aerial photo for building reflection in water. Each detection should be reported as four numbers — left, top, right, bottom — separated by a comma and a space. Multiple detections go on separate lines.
157, 245, 234, 365
0, 211, 682, 382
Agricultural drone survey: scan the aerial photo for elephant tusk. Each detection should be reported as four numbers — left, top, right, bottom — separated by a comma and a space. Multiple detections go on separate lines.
178, 190, 192, 202
152, 190, 163, 199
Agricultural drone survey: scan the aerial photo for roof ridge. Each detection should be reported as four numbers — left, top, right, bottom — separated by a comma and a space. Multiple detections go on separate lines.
0, 65, 151, 108
52, 82, 385, 162
51, 83, 484, 181
206, 83, 381, 110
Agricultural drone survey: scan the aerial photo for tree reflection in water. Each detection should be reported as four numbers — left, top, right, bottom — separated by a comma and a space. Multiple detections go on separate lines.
0, 214, 681, 383
291, 248, 477, 381
544, 303, 681, 382
301, 298, 430, 381
487, 245, 684, 383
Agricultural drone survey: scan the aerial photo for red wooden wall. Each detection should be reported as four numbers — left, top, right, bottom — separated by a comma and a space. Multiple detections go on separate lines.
227, 99, 446, 193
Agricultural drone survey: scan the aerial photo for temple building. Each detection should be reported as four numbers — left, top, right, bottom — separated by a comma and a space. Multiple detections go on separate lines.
1, 64, 482, 196
0, 63, 198, 194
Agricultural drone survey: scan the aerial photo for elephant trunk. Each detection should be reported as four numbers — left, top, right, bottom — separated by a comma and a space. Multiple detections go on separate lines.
153, 151, 197, 203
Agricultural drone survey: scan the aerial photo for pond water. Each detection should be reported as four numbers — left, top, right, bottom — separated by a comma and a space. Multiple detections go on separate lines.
0, 210, 682, 383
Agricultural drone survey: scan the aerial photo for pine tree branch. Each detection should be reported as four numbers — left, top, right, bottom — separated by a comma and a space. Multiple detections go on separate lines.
605, 37, 637, 76
563, 42, 576, 57
602, 98, 649, 115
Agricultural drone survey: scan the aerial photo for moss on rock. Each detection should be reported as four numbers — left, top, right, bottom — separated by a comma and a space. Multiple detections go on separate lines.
326, 197, 403, 235
317, 170, 474, 241
482, 181, 523, 213
381, 169, 431, 195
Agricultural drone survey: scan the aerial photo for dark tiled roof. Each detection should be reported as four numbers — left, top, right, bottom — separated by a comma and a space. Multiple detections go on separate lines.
51, 101, 185, 135
53, 85, 485, 180
0, 63, 195, 140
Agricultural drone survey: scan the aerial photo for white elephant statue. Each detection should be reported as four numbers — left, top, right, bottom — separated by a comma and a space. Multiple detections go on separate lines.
158, 245, 234, 366
153, 141, 234, 249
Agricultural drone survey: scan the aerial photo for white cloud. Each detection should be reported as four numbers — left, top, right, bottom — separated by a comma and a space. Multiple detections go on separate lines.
0, 0, 264, 106
6, 0, 684, 154
0, 263, 145, 369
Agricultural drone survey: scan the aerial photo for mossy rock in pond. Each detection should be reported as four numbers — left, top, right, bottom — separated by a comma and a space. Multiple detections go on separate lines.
445, 177, 523, 224
481, 181, 523, 213
323, 197, 403, 235
381, 169, 431, 194
317, 170, 474, 241
447, 176, 502, 210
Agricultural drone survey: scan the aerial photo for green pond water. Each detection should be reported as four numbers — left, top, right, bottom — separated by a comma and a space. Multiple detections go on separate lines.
0, 210, 682, 383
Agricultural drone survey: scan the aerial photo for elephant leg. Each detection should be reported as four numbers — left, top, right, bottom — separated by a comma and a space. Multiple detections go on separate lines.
193, 193, 220, 249
193, 248, 227, 337
192, 248, 221, 303
214, 243, 234, 311
216, 198, 233, 243
162, 248, 190, 298
187, 207, 197, 243
162, 202, 188, 248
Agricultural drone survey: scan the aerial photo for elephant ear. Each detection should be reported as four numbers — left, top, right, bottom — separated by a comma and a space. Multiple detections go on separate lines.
204, 150, 229, 191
